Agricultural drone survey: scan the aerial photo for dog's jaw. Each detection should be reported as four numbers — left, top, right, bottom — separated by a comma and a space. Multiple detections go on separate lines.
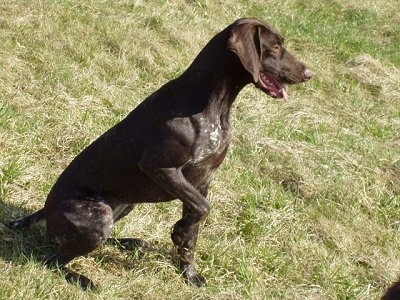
257, 73, 288, 101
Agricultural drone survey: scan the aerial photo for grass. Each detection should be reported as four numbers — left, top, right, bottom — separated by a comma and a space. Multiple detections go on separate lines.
0, 0, 399, 299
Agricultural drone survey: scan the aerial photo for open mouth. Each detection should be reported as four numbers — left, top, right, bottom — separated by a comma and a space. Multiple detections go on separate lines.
257, 73, 288, 101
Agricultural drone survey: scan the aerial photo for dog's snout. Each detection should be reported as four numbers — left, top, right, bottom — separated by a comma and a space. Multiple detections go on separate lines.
303, 69, 313, 81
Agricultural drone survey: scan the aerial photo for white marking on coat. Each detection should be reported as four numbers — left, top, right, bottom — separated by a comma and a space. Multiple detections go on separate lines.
193, 123, 222, 163
209, 126, 220, 145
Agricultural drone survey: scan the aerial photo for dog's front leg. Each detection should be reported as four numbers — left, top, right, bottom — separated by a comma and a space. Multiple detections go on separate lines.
138, 160, 211, 229
171, 182, 210, 286
172, 202, 208, 286
138, 160, 209, 286
172, 181, 210, 262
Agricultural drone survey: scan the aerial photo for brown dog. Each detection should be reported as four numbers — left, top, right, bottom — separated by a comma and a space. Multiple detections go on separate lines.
9, 18, 312, 289
382, 280, 400, 299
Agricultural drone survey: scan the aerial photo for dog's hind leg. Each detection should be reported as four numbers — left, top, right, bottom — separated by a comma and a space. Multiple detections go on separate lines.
44, 252, 96, 290
45, 199, 114, 289
111, 204, 136, 222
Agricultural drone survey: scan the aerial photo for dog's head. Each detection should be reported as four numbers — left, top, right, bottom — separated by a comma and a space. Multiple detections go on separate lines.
228, 18, 312, 100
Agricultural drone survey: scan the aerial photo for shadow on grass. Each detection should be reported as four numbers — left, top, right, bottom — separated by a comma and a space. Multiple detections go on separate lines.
0, 199, 54, 265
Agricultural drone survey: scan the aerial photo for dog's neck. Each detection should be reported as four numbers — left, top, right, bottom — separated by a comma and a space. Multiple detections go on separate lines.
184, 27, 252, 121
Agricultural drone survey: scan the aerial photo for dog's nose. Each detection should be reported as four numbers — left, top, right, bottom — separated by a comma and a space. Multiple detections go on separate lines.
303, 69, 313, 81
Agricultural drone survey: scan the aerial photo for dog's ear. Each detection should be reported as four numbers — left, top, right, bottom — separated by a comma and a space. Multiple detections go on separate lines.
228, 23, 262, 83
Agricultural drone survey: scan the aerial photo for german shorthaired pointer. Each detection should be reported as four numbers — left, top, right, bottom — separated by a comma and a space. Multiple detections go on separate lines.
9, 18, 312, 289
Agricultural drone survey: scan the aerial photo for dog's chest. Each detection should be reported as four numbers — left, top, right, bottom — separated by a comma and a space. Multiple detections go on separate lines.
191, 119, 230, 164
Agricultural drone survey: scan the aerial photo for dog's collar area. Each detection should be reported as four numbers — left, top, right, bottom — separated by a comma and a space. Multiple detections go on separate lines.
257, 73, 288, 101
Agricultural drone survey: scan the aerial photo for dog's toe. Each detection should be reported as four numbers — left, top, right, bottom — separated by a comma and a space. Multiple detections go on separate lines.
7, 219, 22, 229
62, 267, 97, 290
182, 263, 207, 287
108, 237, 153, 251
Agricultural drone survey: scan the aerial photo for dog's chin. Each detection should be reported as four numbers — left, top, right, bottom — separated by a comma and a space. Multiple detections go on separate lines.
256, 73, 288, 101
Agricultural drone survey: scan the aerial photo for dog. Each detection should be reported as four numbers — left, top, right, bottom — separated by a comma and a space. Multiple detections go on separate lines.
8, 18, 312, 289
382, 280, 400, 299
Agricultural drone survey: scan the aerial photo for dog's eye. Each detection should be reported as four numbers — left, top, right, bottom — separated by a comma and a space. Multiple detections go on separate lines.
271, 44, 281, 52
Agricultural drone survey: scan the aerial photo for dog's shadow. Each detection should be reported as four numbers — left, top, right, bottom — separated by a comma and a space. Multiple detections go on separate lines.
0, 199, 53, 264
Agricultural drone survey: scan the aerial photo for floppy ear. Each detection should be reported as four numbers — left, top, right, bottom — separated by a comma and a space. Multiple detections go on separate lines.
228, 23, 262, 83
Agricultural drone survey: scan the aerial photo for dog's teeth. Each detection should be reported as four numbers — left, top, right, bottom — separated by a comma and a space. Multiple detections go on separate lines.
281, 88, 288, 101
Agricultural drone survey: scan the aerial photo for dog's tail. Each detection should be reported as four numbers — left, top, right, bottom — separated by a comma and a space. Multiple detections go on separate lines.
8, 208, 45, 229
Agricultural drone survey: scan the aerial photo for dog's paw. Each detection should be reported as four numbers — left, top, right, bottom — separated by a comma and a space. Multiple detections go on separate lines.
0, 222, 16, 242
182, 263, 207, 287
108, 237, 153, 251
66, 273, 97, 290
61, 266, 97, 290
7, 219, 23, 229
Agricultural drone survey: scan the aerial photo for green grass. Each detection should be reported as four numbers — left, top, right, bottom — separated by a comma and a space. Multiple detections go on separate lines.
1, 0, 399, 299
